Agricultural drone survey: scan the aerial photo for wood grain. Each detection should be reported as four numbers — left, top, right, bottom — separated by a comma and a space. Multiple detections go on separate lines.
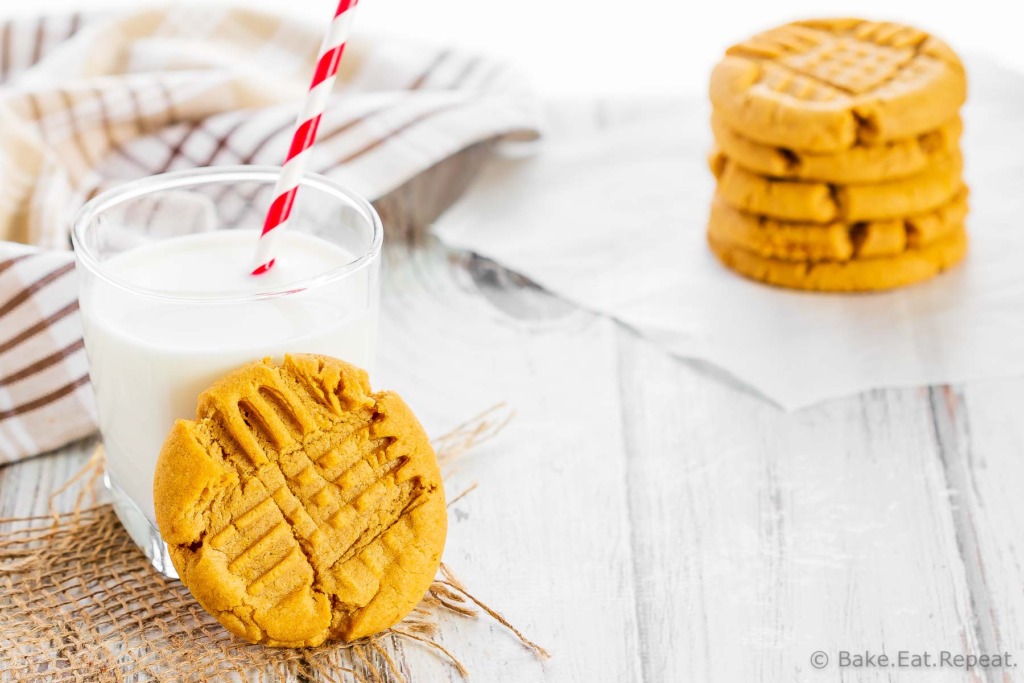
616, 330, 987, 682
3, 126, 1024, 681
931, 383, 1024, 683
376, 239, 641, 682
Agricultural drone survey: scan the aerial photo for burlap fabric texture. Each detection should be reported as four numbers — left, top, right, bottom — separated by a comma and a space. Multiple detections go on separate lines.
0, 409, 548, 682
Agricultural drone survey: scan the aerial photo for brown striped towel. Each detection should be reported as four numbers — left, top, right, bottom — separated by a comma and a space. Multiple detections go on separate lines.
0, 8, 540, 464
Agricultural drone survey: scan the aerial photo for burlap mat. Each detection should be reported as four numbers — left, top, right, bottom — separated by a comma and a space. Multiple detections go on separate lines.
0, 408, 547, 682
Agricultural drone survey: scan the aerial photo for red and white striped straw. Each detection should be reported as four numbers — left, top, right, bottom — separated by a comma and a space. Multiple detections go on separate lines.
251, 0, 359, 275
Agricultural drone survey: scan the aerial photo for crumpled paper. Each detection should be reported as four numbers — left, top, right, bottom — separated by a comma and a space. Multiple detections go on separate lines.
433, 57, 1024, 409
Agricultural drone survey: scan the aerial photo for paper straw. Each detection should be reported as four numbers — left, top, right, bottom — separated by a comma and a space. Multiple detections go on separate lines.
251, 0, 359, 275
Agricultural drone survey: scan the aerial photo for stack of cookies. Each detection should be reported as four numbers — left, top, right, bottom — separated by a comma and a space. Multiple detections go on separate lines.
706, 19, 969, 292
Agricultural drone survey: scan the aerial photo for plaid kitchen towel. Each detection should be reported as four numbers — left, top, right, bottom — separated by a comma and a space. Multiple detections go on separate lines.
0, 7, 540, 463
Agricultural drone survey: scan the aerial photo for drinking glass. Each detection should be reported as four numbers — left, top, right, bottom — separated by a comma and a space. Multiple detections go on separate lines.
72, 167, 383, 577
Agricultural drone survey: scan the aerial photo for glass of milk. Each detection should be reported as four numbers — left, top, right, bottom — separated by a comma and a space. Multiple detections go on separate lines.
71, 166, 382, 577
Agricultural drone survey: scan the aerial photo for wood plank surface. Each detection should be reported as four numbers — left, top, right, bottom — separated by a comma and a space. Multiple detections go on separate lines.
3, 130, 1024, 682
932, 383, 1024, 683
616, 331, 986, 682
375, 241, 641, 682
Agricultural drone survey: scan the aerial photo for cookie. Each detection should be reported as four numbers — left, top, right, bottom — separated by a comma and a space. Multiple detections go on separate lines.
707, 188, 968, 262
710, 19, 966, 153
708, 221, 967, 292
153, 354, 447, 647
711, 152, 963, 222
711, 112, 962, 183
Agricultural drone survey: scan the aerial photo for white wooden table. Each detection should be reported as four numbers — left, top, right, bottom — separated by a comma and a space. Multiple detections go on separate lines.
3, 158, 1024, 683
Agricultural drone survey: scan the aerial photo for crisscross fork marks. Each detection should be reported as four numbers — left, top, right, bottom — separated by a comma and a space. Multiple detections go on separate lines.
729, 21, 936, 99
156, 355, 448, 645
207, 394, 424, 611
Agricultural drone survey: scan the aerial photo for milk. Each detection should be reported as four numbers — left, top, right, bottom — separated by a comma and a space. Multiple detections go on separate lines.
80, 229, 377, 528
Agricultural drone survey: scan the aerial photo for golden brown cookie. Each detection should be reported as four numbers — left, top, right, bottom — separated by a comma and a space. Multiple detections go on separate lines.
707, 188, 968, 262
709, 19, 966, 153
153, 354, 447, 648
708, 221, 968, 292
711, 112, 962, 183
711, 152, 963, 222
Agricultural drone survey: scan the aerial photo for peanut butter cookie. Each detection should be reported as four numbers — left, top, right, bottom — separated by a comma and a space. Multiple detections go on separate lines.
711, 152, 963, 222
154, 354, 447, 647
710, 19, 966, 153
711, 113, 961, 183
707, 188, 968, 262
708, 222, 967, 292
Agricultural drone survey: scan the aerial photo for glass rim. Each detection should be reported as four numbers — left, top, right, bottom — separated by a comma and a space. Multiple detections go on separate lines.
71, 165, 384, 304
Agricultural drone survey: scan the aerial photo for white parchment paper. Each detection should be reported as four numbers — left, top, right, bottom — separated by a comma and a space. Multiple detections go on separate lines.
433, 58, 1024, 409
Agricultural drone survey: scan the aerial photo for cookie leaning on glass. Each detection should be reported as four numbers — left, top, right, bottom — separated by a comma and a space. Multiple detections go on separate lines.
706, 18, 969, 292
153, 354, 447, 647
